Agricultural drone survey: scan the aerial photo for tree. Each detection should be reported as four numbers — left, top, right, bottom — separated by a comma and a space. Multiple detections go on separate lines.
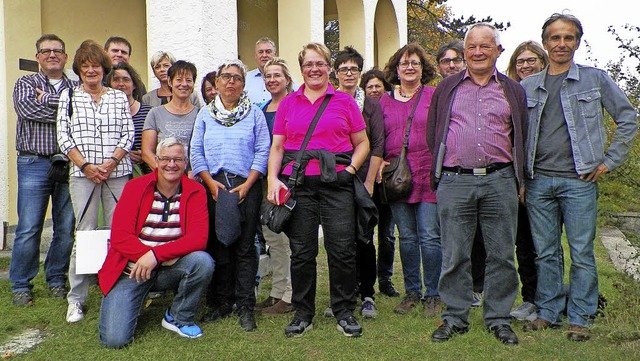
407, 0, 510, 56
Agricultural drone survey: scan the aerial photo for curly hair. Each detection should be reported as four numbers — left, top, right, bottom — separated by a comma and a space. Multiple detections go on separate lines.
382, 43, 437, 85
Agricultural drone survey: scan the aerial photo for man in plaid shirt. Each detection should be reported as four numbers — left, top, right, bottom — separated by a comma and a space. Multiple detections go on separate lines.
10, 34, 77, 306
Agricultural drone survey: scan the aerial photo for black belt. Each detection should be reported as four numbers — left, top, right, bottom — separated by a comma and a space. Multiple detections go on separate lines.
442, 162, 512, 176
18, 151, 52, 159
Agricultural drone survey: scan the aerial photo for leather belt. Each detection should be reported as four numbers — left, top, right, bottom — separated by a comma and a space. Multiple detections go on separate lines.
18, 151, 52, 159
442, 162, 512, 176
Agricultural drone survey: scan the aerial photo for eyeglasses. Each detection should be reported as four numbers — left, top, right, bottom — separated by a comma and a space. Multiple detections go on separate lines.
38, 49, 65, 56
302, 62, 330, 70
336, 66, 361, 75
111, 76, 132, 83
219, 73, 244, 82
439, 57, 464, 65
516, 57, 540, 66
156, 157, 187, 165
398, 61, 422, 69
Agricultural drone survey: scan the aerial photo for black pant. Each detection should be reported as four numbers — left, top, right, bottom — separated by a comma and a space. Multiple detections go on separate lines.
374, 184, 395, 283
285, 172, 357, 322
516, 204, 537, 303
205, 173, 261, 310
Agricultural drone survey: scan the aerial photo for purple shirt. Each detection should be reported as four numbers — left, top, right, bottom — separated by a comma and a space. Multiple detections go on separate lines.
443, 71, 513, 168
379, 86, 436, 204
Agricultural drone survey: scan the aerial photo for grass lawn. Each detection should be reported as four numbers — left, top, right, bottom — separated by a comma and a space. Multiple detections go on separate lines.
1, 233, 640, 361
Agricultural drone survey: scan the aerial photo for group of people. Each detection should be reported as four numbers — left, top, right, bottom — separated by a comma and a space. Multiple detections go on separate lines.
10, 11, 637, 349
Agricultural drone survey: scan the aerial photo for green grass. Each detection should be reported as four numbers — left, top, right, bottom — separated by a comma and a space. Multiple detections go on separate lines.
2, 235, 640, 361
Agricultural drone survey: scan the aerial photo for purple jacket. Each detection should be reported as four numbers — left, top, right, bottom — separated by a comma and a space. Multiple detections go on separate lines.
426, 70, 528, 190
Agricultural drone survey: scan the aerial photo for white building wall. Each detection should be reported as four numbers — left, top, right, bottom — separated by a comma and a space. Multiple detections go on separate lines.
0, 0, 9, 246
145, 0, 239, 95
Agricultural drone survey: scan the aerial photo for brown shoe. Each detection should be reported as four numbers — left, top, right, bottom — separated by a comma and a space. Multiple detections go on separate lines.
255, 296, 279, 309
394, 292, 421, 315
567, 325, 590, 342
423, 296, 442, 318
522, 318, 552, 332
262, 300, 294, 315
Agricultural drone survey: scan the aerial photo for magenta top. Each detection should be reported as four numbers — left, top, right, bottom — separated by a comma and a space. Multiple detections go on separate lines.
273, 84, 366, 176
379, 86, 436, 204
443, 71, 514, 168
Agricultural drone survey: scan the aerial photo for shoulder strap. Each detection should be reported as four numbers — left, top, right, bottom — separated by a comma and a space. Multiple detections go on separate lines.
402, 87, 423, 149
295, 94, 332, 164
67, 87, 74, 118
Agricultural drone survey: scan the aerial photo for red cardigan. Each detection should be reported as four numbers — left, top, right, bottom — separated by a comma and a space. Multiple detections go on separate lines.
98, 170, 209, 295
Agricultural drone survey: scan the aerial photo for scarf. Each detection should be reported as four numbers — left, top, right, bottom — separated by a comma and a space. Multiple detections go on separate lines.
354, 87, 365, 113
208, 91, 252, 127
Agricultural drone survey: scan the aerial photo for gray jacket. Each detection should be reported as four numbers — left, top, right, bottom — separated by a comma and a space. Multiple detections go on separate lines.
521, 62, 638, 177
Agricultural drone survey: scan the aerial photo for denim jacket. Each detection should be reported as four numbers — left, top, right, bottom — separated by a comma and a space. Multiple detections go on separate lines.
521, 63, 638, 177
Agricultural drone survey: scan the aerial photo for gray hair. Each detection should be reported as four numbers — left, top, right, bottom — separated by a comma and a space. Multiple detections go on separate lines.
255, 37, 276, 50
150, 51, 177, 68
464, 23, 501, 47
156, 137, 187, 158
216, 59, 248, 82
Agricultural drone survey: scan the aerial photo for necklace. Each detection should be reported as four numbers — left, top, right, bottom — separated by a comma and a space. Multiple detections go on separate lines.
82, 84, 104, 103
399, 85, 420, 99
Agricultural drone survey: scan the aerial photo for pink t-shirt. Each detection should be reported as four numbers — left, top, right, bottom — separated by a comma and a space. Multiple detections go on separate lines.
273, 84, 366, 176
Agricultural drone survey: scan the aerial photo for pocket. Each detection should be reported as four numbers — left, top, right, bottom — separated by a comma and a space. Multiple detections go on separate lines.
575, 90, 602, 119
17, 155, 37, 165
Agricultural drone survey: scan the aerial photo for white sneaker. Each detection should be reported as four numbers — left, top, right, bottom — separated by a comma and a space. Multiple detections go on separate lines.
66, 302, 84, 323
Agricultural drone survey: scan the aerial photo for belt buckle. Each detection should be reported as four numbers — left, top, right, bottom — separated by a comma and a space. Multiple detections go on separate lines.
472, 168, 487, 176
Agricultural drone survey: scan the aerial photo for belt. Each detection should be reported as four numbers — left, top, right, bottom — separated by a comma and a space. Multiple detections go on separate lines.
441, 162, 512, 176
18, 151, 52, 159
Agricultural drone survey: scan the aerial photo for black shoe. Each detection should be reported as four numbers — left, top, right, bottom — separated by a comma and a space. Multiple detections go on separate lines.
379, 281, 400, 297
201, 303, 233, 323
285, 318, 313, 337
336, 315, 362, 337
431, 321, 469, 342
490, 324, 519, 346
238, 307, 257, 332
48, 286, 68, 299
12, 291, 34, 306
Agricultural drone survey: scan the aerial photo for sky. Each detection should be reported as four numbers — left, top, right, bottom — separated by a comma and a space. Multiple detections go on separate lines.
446, 0, 638, 72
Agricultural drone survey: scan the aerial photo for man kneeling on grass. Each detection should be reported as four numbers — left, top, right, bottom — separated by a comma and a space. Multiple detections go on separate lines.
98, 137, 214, 348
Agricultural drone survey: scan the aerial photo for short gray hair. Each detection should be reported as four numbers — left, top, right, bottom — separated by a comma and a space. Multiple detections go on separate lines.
156, 137, 187, 157
150, 51, 177, 68
255, 37, 276, 50
216, 59, 248, 82
464, 23, 501, 47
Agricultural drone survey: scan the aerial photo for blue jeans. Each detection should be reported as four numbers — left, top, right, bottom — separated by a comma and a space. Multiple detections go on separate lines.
390, 202, 441, 298
99, 251, 214, 348
437, 166, 519, 328
10, 155, 75, 292
525, 175, 598, 327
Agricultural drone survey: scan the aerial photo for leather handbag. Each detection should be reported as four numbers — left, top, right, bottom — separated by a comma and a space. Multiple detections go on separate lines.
381, 87, 423, 203
261, 94, 333, 233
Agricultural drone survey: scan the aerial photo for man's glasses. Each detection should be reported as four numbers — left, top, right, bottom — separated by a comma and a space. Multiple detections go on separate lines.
39, 49, 65, 56
336, 66, 361, 75
156, 157, 187, 165
516, 57, 540, 66
439, 57, 464, 65
219, 73, 244, 82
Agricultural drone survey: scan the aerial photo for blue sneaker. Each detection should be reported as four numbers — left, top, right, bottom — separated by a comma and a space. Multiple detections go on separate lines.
161, 309, 203, 338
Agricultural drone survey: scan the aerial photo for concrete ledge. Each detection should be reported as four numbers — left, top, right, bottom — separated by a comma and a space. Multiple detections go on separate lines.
600, 226, 640, 281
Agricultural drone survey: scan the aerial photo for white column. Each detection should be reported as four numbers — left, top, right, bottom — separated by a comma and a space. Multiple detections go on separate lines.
0, 0, 9, 245
145, 0, 239, 93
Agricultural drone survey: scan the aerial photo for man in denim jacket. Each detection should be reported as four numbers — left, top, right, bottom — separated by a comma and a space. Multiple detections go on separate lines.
520, 13, 638, 342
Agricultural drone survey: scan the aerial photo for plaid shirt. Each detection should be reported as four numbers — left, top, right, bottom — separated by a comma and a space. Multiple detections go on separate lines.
57, 86, 134, 178
13, 71, 77, 155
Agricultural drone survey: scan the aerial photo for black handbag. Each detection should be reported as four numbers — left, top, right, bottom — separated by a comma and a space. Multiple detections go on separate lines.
381, 87, 423, 203
261, 94, 333, 233
47, 153, 70, 183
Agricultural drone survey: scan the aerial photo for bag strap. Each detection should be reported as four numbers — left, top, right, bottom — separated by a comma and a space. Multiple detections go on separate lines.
401, 86, 423, 150
77, 182, 119, 226
288, 94, 333, 186
67, 87, 74, 118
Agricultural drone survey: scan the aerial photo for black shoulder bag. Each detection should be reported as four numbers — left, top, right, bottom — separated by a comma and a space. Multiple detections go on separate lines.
48, 87, 73, 183
261, 94, 333, 233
